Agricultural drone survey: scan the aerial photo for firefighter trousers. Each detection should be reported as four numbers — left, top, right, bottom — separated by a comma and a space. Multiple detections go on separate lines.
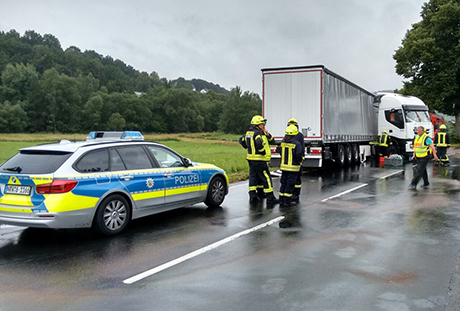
280, 171, 297, 202
248, 160, 274, 194
293, 169, 302, 196
436, 147, 449, 165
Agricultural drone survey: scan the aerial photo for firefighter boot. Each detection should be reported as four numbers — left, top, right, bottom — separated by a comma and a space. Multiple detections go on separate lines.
291, 195, 300, 203
266, 192, 280, 204
249, 191, 260, 204
278, 195, 286, 205
257, 188, 266, 200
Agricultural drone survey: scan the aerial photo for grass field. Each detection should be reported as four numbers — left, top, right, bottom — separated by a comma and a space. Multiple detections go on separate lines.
0, 133, 250, 183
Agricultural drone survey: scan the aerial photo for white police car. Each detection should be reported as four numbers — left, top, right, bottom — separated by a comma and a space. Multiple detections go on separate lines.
0, 132, 228, 236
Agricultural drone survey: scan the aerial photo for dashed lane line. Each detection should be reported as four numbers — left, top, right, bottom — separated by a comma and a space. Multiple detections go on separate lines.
320, 184, 368, 202
378, 169, 405, 180
320, 169, 405, 203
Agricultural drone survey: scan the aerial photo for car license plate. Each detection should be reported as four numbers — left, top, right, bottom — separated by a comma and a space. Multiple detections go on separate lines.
5, 185, 32, 195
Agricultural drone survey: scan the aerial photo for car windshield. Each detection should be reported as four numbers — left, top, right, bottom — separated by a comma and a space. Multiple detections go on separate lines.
0, 151, 72, 174
404, 110, 430, 123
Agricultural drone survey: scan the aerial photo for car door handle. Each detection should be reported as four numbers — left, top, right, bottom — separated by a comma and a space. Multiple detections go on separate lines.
164, 173, 174, 178
120, 175, 133, 181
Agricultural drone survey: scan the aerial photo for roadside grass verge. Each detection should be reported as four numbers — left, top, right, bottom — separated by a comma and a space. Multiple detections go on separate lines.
0, 133, 250, 183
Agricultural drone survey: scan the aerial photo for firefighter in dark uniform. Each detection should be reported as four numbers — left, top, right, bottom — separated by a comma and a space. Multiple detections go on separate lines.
378, 130, 392, 157
287, 118, 305, 203
255, 122, 276, 200
239, 115, 280, 204
434, 124, 450, 166
278, 124, 303, 206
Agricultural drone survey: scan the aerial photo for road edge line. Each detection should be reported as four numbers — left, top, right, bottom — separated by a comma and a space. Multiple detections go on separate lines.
123, 216, 285, 284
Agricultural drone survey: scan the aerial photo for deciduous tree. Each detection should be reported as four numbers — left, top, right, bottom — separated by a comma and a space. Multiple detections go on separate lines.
394, 0, 460, 134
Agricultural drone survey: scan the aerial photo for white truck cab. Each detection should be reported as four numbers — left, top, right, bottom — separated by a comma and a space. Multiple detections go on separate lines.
377, 93, 433, 155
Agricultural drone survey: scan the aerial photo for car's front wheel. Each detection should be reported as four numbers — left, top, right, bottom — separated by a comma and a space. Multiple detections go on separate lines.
93, 194, 131, 236
205, 176, 226, 207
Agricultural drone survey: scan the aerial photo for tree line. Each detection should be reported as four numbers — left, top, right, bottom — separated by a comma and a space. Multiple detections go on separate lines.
394, 0, 460, 136
0, 29, 261, 134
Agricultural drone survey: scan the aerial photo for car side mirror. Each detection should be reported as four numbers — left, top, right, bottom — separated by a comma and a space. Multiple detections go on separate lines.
183, 158, 192, 167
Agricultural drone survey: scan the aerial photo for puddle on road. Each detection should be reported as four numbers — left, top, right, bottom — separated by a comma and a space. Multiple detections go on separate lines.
407, 208, 453, 235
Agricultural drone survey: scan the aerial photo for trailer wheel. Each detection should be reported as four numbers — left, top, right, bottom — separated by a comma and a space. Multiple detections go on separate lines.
336, 144, 345, 167
344, 144, 352, 165
351, 143, 360, 164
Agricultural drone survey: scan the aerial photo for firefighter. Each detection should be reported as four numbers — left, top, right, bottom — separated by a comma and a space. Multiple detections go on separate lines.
278, 124, 303, 206
378, 130, 392, 157
287, 118, 305, 203
239, 115, 279, 204
256, 121, 276, 200
434, 124, 450, 166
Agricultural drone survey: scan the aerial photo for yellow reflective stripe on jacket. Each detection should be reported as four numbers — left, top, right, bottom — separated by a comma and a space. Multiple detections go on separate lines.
379, 134, 388, 147
245, 131, 266, 161
280, 142, 301, 172
436, 132, 448, 147
261, 135, 271, 162
414, 133, 429, 158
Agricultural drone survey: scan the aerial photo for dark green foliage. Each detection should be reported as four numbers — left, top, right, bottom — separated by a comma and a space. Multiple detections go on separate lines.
394, 0, 460, 134
0, 29, 261, 134
169, 77, 229, 94
219, 87, 262, 134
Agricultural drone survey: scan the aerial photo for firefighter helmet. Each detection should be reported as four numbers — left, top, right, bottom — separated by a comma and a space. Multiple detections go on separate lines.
287, 118, 298, 126
439, 124, 447, 130
251, 115, 267, 125
285, 124, 299, 136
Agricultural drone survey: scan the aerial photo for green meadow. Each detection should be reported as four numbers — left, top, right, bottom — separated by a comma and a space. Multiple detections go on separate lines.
0, 133, 250, 183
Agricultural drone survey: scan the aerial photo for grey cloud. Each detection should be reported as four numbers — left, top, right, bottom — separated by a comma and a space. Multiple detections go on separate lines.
0, 0, 426, 94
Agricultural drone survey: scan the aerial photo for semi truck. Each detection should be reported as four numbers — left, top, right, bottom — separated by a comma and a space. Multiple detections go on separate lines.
261, 65, 433, 167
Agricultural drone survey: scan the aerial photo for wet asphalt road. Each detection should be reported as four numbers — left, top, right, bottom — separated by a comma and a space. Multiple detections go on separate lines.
1, 152, 460, 311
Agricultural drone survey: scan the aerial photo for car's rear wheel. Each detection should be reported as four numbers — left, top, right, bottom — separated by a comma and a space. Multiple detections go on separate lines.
93, 194, 131, 236
205, 176, 226, 207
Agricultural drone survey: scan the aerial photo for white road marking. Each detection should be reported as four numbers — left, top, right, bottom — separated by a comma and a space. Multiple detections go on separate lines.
0, 225, 16, 228
321, 184, 368, 202
378, 170, 404, 180
123, 216, 285, 284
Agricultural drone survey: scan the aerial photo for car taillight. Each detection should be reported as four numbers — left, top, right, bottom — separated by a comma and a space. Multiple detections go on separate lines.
36, 180, 78, 194
311, 149, 322, 154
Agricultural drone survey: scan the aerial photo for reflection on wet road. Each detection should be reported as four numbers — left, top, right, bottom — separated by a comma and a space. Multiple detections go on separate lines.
1, 152, 460, 311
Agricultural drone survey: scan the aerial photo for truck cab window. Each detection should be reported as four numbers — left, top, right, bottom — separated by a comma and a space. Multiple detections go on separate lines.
385, 109, 404, 129
404, 110, 430, 123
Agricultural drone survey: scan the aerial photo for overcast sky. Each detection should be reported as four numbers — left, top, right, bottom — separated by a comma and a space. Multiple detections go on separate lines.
1, 0, 426, 95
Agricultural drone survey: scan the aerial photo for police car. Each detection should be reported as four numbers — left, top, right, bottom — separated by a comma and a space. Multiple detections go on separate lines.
0, 132, 229, 236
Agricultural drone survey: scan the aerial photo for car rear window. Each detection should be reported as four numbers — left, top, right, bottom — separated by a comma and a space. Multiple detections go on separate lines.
0, 150, 73, 174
